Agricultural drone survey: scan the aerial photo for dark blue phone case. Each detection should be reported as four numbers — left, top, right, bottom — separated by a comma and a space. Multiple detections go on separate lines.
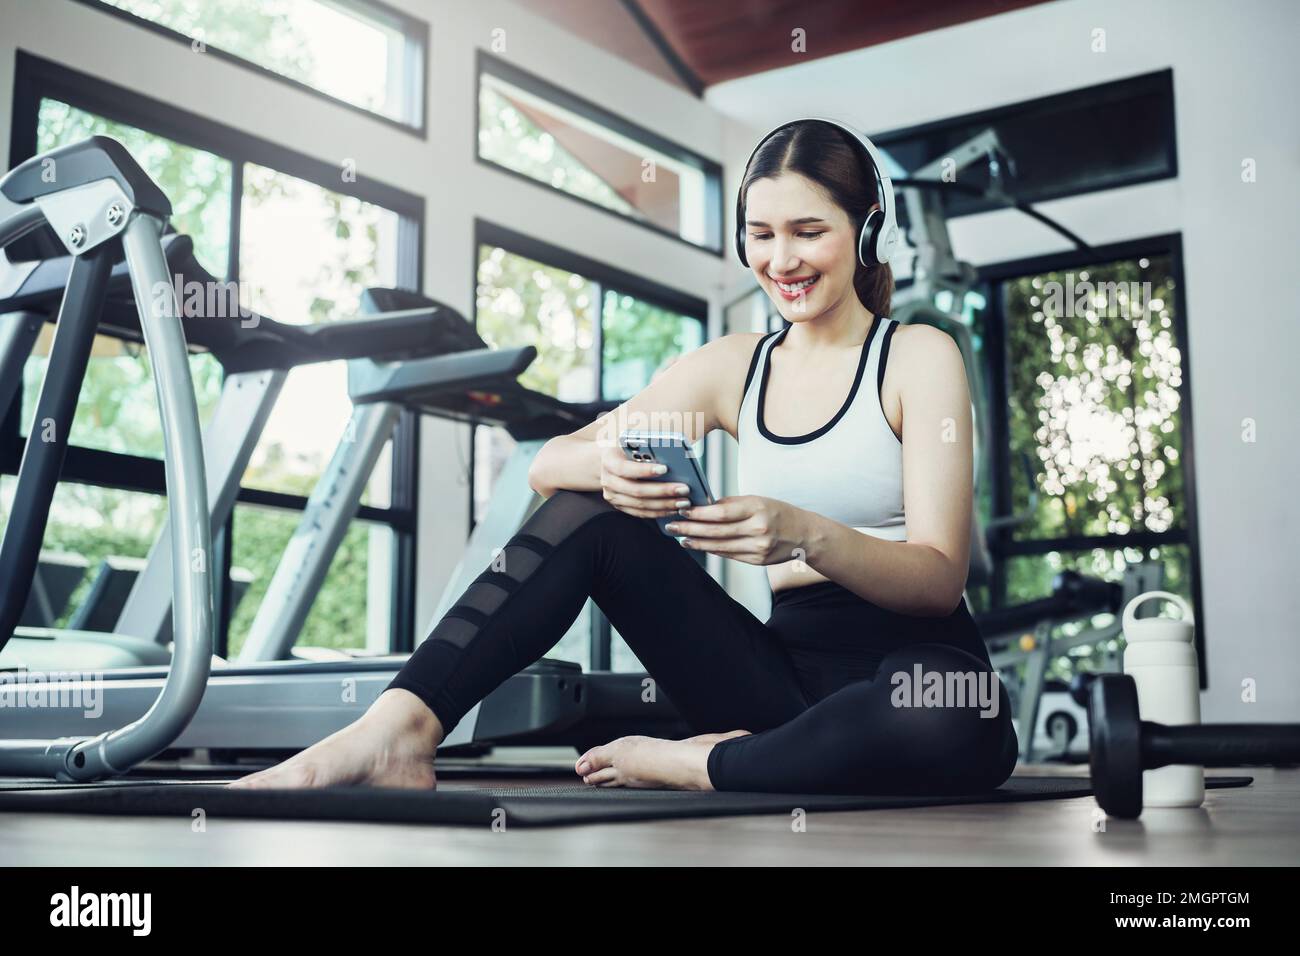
620, 435, 714, 536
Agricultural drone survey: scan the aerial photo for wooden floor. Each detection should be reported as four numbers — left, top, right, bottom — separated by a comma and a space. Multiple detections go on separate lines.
1, 756, 1295, 866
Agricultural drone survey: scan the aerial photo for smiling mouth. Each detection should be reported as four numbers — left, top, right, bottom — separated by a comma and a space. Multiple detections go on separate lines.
771, 274, 821, 295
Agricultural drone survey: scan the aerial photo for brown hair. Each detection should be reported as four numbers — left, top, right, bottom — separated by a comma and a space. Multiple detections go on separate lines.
739, 120, 894, 317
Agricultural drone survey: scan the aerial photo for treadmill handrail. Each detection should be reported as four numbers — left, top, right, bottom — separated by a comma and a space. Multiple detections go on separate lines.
0, 138, 213, 781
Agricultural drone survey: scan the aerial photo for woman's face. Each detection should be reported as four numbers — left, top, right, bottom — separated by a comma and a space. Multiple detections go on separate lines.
743, 171, 874, 323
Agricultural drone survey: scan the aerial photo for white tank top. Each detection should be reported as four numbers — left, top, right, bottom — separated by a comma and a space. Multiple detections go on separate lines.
736, 317, 907, 542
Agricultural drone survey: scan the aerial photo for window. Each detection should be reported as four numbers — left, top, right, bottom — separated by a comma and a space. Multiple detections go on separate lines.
0, 479, 166, 630
472, 221, 707, 520
969, 241, 1203, 680
228, 506, 393, 655
20, 329, 224, 461
21, 100, 228, 460
236, 164, 401, 497
4, 54, 423, 659
471, 222, 708, 669
601, 291, 705, 400
1004, 257, 1185, 544
37, 98, 233, 274
80, 0, 427, 130
477, 52, 724, 253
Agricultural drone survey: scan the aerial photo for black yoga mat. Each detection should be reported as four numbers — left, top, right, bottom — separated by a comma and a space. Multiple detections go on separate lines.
0, 775, 1253, 827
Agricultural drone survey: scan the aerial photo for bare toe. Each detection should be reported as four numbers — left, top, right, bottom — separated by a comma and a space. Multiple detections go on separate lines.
228, 761, 321, 790
583, 768, 620, 787
575, 743, 617, 777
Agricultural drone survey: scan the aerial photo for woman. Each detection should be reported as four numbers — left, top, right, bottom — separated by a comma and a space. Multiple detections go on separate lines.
233, 118, 1018, 795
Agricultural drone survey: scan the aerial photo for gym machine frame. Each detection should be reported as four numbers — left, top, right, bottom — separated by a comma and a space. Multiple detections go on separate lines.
0, 137, 212, 780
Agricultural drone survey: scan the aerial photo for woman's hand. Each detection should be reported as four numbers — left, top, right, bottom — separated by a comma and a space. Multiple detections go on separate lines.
664, 495, 809, 566
598, 443, 696, 519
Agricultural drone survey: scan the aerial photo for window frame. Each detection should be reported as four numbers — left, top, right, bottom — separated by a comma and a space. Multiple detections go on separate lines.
470, 218, 709, 669
970, 231, 1206, 685
475, 50, 725, 257
4, 50, 425, 655
70, 0, 430, 136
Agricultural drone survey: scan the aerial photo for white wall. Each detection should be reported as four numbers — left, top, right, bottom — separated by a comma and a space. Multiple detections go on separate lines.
708, 0, 1300, 721
0, 0, 732, 643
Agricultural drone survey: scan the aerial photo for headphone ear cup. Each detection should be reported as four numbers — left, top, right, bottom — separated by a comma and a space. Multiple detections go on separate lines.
736, 223, 749, 267
859, 208, 883, 267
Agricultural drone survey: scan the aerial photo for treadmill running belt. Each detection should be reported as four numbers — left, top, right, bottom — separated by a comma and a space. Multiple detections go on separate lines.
0, 775, 1253, 827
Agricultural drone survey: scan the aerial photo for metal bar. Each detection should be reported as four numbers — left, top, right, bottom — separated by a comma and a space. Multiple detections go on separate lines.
389, 407, 419, 653
214, 515, 233, 659
1016, 621, 1053, 763
0, 312, 43, 423
237, 401, 401, 662
0, 213, 214, 779
0, 247, 112, 650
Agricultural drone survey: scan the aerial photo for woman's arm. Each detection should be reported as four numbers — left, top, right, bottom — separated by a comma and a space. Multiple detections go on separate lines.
800, 325, 974, 615
526, 336, 744, 498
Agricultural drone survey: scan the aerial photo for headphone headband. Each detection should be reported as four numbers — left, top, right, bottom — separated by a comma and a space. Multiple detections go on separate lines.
735, 116, 900, 269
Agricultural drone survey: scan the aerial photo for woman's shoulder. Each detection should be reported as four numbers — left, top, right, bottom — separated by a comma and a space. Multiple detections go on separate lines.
689, 331, 768, 371
886, 320, 963, 368
883, 321, 968, 423
689, 332, 769, 439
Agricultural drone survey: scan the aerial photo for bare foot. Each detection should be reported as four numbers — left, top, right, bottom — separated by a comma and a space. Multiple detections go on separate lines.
228, 689, 443, 790
574, 730, 751, 790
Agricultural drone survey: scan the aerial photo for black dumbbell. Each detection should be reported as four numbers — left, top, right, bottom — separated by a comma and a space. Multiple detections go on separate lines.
1089, 674, 1300, 819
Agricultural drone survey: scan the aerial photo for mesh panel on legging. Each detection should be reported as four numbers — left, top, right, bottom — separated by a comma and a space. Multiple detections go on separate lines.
386, 491, 620, 733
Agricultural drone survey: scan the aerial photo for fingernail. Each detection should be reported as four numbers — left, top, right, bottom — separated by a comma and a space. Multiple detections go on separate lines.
675, 499, 690, 508
665, 524, 679, 533
577, 760, 590, 774
676, 485, 689, 495
654, 464, 668, 474
680, 537, 692, 547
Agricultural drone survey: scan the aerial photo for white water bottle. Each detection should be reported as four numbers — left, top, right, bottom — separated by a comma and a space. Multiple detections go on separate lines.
1121, 591, 1204, 809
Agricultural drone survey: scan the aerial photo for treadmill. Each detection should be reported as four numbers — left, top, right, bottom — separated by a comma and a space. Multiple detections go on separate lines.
0, 138, 686, 781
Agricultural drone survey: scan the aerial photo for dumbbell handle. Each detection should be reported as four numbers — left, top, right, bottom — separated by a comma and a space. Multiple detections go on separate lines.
1143, 721, 1300, 768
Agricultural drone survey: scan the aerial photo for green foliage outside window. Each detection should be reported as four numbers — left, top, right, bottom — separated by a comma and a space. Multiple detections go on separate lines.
227, 506, 377, 655
602, 291, 704, 400
37, 99, 232, 275
0, 479, 165, 629
991, 255, 1192, 680
1004, 257, 1184, 543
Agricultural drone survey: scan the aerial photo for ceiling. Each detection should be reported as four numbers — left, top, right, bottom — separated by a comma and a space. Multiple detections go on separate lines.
515, 0, 1059, 94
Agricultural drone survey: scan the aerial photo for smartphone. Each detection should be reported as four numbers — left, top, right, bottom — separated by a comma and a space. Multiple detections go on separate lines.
619, 430, 714, 536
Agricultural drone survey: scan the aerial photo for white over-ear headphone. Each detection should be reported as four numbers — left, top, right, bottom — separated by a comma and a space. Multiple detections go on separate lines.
735, 116, 900, 268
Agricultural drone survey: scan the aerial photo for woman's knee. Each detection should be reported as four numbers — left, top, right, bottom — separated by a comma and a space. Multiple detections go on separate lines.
879, 640, 1006, 708
521, 489, 627, 543
873, 643, 1012, 761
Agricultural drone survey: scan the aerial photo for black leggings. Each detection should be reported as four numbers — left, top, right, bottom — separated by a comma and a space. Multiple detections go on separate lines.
388, 490, 1019, 795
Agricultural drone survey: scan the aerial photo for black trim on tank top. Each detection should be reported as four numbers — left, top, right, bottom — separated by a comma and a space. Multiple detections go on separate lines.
741, 329, 779, 405
877, 319, 902, 444
756, 317, 881, 445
